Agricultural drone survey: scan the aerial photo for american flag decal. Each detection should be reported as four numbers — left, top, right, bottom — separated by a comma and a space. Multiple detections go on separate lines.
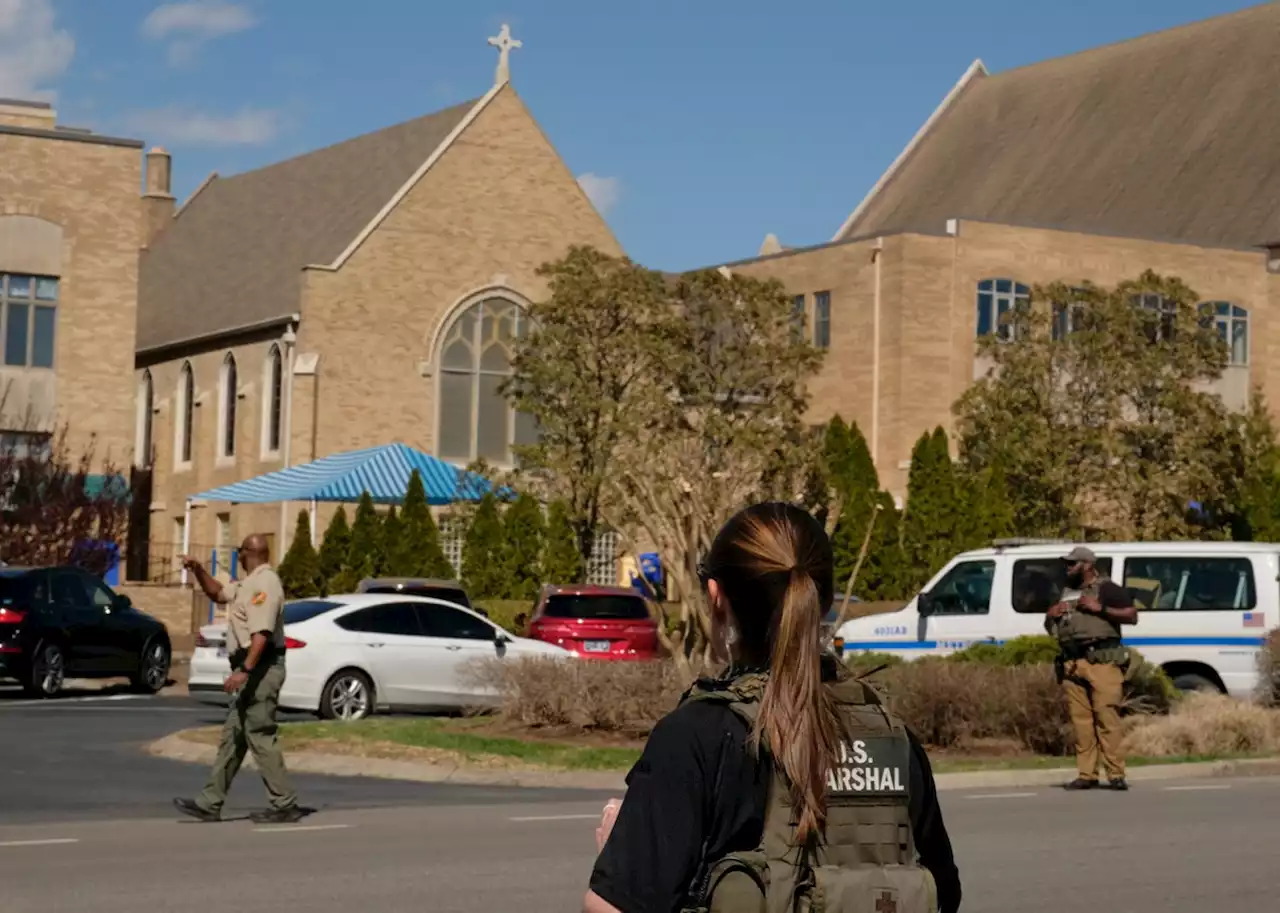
1243, 612, 1265, 628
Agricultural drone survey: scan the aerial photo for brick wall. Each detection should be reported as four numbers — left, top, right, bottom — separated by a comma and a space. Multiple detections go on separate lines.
116, 582, 200, 639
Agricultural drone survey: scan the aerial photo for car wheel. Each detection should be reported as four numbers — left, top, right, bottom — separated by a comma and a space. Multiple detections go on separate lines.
24, 642, 65, 698
130, 639, 171, 694
319, 669, 374, 721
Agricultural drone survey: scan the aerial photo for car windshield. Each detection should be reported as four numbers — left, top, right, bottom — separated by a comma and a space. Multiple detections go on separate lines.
283, 599, 342, 625
542, 594, 649, 620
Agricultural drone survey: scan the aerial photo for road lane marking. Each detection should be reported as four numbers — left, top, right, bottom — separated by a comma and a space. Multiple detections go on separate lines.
0, 694, 153, 708
964, 792, 1036, 800
0, 838, 79, 848
253, 824, 352, 833
1163, 784, 1232, 791
510, 814, 601, 822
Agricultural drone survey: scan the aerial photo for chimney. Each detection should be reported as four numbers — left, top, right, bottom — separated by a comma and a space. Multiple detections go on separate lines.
141, 146, 175, 247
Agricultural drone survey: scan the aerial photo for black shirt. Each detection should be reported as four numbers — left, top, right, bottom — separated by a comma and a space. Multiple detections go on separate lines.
590, 699, 962, 913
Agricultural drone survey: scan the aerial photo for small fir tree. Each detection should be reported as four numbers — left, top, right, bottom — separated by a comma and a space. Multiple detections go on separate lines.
380, 504, 405, 575
461, 492, 505, 599
316, 506, 350, 595
542, 500, 583, 583
336, 491, 383, 592
500, 493, 546, 600
901, 427, 960, 589
398, 469, 455, 578
277, 510, 321, 598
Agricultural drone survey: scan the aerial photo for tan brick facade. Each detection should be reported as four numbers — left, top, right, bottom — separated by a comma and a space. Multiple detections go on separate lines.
732, 220, 1276, 496
136, 84, 619, 577
0, 102, 142, 465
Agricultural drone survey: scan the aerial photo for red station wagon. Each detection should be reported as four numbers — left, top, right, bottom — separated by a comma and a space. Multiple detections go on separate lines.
527, 585, 661, 660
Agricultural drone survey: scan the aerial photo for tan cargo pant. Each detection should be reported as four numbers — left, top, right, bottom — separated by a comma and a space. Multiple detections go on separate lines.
197, 660, 297, 812
1062, 658, 1126, 781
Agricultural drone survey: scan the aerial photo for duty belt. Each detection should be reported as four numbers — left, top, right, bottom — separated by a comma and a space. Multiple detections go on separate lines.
1059, 638, 1122, 661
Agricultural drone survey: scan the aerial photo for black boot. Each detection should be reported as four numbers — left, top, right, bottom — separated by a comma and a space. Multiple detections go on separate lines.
1064, 777, 1098, 791
173, 797, 220, 822
250, 805, 305, 824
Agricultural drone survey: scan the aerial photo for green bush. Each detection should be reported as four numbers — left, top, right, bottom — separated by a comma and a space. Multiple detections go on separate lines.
950, 635, 1059, 667
461, 492, 505, 599
317, 507, 350, 596
845, 651, 906, 677
475, 599, 537, 635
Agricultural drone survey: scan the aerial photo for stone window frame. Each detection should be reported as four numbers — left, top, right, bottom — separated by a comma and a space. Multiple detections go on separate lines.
261, 344, 283, 459
216, 352, 238, 463
174, 361, 195, 471
136, 370, 154, 468
0, 272, 58, 370
432, 289, 538, 469
976, 278, 1030, 340
813, 290, 832, 349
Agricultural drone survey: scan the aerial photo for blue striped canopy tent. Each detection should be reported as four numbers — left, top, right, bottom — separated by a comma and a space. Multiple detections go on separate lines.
191, 443, 503, 506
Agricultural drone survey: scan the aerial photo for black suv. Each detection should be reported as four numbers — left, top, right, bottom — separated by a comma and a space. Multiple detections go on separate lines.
0, 566, 172, 698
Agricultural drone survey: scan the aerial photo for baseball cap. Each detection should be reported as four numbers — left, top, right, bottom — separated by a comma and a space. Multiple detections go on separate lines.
1062, 545, 1096, 565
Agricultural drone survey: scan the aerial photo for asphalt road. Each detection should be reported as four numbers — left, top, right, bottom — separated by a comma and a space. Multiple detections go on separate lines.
1, 690, 1276, 912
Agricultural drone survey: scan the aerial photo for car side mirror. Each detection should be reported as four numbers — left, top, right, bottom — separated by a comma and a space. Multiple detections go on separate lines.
495, 631, 512, 645
917, 593, 934, 617
113, 594, 132, 610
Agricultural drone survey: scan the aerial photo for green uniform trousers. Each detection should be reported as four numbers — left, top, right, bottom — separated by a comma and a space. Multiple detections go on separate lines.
1062, 657, 1126, 781
197, 660, 297, 813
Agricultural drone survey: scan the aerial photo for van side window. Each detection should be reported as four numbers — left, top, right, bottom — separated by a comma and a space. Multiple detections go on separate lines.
1012, 557, 1114, 614
928, 560, 996, 616
1122, 557, 1256, 611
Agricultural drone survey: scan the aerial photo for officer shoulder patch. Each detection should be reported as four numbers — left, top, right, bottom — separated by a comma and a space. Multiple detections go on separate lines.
251, 591, 267, 605
826, 735, 910, 797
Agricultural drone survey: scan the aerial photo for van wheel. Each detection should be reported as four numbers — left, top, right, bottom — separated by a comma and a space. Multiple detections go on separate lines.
1171, 673, 1221, 694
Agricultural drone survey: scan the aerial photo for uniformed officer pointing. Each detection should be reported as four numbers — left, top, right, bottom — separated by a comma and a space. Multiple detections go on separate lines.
174, 534, 302, 823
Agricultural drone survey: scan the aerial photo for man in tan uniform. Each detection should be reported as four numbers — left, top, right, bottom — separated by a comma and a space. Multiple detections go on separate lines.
174, 534, 301, 823
1046, 546, 1139, 792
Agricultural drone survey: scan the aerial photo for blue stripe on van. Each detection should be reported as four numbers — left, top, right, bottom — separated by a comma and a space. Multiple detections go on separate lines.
842, 635, 1266, 652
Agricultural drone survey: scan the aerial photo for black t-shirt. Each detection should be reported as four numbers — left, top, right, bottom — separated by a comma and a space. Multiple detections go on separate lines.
1097, 580, 1131, 609
589, 699, 962, 913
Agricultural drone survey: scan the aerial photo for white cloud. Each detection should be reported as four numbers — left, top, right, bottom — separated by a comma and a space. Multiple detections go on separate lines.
0, 0, 74, 101
577, 173, 621, 215
141, 2, 255, 65
125, 106, 280, 147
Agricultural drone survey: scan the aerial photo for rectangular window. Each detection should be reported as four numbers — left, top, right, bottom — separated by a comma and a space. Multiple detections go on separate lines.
475, 373, 509, 463
34, 278, 58, 301
976, 292, 993, 336
437, 372, 473, 461
813, 291, 831, 349
1122, 556, 1256, 611
1012, 557, 1114, 613
5, 275, 31, 298
5, 302, 28, 366
32, 306, 55, 368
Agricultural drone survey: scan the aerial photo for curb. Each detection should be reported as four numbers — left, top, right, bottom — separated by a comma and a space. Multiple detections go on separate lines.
931, 756, 1280, 791
147, 732, 630, 791
148, 730, 1280, 792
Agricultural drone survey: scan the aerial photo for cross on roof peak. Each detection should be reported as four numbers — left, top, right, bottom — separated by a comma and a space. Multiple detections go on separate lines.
488, 24, 522, 87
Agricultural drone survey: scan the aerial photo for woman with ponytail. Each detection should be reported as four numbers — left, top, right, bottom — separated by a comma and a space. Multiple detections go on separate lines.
585, 502, 960, 913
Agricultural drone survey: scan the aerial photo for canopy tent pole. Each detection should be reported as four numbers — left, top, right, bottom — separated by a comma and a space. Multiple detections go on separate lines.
180, 498, 192, 585
278, 322, 299, 554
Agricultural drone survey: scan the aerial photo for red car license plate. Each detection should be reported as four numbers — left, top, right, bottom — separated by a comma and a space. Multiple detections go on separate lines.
584, 640, 610, 653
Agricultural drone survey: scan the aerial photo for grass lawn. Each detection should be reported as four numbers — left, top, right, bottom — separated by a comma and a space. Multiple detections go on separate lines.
182, 716, 1269, 775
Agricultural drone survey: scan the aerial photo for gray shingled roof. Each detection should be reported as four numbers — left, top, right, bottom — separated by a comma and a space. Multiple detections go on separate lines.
842, 3, 1280, 250
137, 98, 479, 352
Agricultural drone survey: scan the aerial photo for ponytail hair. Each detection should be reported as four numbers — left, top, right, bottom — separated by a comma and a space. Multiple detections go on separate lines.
704, 503, 838, 843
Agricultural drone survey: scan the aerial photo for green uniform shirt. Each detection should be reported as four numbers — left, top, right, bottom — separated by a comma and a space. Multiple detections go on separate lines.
222, 564, 286, 653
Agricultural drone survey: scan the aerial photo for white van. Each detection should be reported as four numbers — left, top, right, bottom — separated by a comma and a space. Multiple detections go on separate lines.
835, 540, 1275, 698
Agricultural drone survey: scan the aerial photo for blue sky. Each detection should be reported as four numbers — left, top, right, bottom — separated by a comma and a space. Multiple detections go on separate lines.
0, 0, 1261, 270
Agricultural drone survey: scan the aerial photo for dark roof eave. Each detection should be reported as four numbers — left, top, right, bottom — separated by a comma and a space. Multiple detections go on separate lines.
0, 123, 144, 149
136, 312, 301, 358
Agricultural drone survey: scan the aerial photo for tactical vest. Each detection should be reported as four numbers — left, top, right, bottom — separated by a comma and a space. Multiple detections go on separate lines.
679, 668, 937, 913
1052, 576, 1125, 663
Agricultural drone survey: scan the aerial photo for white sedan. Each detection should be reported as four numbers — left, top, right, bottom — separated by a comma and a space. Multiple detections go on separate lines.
188, 593, 571, 720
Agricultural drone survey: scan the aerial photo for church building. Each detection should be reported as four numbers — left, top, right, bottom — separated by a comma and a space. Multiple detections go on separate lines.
726, 2, 1280, 499
133, 29, 620, 578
